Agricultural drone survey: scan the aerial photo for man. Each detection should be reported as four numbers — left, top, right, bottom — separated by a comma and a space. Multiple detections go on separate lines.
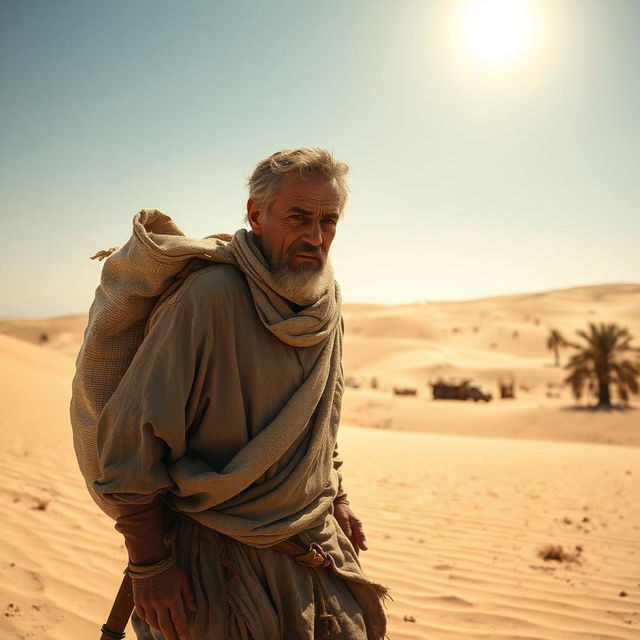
85, 148, 387, 640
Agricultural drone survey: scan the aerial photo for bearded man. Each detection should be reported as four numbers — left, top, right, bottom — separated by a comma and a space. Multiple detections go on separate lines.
74, 148, 387, 640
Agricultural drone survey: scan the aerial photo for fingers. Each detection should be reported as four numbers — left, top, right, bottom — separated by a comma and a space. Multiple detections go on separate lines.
350, 517, 368, 552
338, 514, 352, 540
170, 599, 190, 640
157, 607, 178, 640
182, 575, 197, 613
334, 503, 352, 538
137, 602, 187, 640
143, 605, 160, 633
132, 569, 195, 640
135, 601, 159, 632
334, 504, 369, 554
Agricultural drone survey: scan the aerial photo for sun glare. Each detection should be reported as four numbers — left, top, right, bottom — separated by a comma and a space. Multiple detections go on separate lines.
462, 0, 535, 64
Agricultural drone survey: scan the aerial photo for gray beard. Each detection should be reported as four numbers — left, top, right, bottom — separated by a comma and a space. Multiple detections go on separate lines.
271, 261, 333, 307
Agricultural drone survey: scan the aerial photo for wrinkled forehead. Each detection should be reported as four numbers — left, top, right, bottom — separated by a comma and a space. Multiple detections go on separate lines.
273, 172, 343, 212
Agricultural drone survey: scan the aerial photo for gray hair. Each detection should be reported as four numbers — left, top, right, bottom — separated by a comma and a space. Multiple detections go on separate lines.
246, 148, 349, 220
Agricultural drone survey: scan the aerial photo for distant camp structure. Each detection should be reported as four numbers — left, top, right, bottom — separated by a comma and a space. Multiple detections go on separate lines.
498, 378, 515, 399
430, 379, 492, 402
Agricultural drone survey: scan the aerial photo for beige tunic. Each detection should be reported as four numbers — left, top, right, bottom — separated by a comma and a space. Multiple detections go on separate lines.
93, 264, 386, 640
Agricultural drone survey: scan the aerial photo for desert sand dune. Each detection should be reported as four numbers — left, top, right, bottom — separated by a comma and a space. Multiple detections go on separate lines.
343, 284, 640, 389
0, 315, 88, 358
341, 284, 640, 447
1, 283, 639, 639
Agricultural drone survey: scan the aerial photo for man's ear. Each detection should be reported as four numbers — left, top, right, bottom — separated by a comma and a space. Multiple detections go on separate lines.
246, 198, 263, 235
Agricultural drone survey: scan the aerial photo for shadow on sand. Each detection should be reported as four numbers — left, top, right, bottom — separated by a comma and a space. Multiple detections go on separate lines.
561, 404, 637, 413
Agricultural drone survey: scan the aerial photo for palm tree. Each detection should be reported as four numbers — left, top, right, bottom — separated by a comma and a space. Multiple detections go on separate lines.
564, 322, 640, 408
546, 328, 568, 366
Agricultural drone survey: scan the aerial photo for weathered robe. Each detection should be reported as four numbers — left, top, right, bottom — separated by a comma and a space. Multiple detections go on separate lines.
91, 260, 386, 639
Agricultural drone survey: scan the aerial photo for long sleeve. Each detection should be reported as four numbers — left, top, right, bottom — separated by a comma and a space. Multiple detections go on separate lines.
93, 300, 210, 506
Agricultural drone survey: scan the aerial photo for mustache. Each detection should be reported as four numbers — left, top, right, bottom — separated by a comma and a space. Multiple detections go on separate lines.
286, 242, 326, 261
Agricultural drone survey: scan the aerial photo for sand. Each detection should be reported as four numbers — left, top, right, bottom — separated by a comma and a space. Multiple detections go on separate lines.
341, 428, 639, 639
1, 282, 639, 639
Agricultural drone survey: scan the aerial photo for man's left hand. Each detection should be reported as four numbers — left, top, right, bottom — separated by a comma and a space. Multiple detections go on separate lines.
333, 502, 368, 555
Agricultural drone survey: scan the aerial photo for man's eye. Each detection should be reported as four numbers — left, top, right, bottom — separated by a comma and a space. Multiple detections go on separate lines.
323, 218, 338, 227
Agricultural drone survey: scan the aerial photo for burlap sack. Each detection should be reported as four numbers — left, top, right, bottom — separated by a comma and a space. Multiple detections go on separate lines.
70, 209, 233, 517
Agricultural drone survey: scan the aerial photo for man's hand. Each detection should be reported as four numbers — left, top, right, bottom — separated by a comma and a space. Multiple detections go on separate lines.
132, 563, 196, 640
333, 501, 368, 555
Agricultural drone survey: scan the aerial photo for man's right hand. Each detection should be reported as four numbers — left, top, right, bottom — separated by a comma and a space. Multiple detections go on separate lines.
132, 562, 196, 640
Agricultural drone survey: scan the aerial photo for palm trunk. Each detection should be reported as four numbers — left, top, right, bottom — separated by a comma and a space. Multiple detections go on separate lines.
597, 379, 611, 407
554, 345, 559, 367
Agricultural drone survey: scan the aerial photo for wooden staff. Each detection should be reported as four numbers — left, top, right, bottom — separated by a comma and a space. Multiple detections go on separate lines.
100, 573, 134, 639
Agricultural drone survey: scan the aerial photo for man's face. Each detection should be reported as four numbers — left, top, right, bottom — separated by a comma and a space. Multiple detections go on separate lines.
247, 172, 341, 273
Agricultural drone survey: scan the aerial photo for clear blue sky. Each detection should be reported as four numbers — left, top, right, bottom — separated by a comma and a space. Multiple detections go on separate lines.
1, 0, 638, 317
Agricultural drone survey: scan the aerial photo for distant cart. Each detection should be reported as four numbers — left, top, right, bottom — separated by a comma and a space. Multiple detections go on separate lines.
430, 379, 492, 402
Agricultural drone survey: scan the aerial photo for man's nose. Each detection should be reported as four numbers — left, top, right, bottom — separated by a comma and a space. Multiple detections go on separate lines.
304, 221, 323, 246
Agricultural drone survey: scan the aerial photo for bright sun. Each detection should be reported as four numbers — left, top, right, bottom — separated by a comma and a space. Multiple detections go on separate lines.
462, 0, 535, 64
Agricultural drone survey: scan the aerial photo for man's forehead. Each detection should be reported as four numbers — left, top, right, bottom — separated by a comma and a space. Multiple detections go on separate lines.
274, 173, 341, 210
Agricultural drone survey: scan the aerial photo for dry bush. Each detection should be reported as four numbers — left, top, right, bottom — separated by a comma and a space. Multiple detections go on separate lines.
538, 544, 582, 563
32, 498, 50, 511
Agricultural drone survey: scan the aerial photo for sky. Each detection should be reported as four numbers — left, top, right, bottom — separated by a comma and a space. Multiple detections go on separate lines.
1, 0, 638, 317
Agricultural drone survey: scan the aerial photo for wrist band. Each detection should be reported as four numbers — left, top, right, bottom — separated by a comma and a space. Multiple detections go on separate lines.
125, 552, 175, 579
